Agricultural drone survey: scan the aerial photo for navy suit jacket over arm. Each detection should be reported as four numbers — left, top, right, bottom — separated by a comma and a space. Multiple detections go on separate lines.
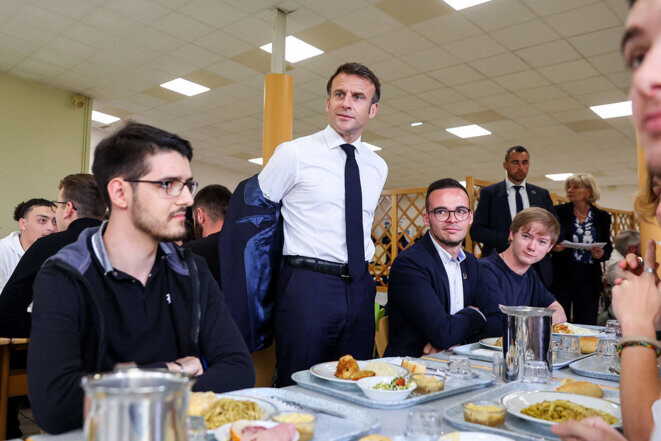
384, 233, 501, 357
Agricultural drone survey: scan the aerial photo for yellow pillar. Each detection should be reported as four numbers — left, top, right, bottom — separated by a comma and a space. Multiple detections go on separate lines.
262, 74, 293, 165
637, 142, 661, 265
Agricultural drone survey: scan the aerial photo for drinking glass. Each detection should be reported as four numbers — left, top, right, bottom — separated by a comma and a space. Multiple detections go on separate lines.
597, 338, 618, 358
447, 355, 471, 379
404, 407, 442, 441
559, 335, 581, 355
521, 360, 551, 384
187, 416, 206, 441
491, 352, 504, 378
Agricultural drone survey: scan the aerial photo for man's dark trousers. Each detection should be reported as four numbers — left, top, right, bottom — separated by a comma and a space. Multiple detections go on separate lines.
274, 262, 375, 387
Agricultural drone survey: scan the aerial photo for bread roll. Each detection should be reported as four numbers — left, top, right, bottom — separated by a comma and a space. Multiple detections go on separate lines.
402, 359, 426, 375
359, 436, 393, 441
556, 379, 604, 398
579, 336, 598, 354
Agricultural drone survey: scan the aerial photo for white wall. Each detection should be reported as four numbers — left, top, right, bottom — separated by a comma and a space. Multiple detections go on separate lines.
191, 160, 251, 193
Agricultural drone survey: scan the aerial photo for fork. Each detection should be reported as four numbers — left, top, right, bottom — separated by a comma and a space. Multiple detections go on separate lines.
608, 367, 621, 375
268, 396, 346, 418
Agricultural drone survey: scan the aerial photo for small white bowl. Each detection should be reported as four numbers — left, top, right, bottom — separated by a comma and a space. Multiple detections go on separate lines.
356, 376, 416, 402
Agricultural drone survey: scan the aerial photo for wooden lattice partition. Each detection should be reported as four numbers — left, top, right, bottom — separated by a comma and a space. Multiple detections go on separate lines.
370, 177, 638, 287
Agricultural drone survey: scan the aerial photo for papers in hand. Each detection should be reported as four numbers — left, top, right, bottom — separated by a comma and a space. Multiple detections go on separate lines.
560, 240, 606, 250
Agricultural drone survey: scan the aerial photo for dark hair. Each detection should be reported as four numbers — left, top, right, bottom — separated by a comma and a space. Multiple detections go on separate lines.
59, 173, 107, 219
92, 121, 193, 207
628, 0, 636, 6
193, 184, 232, 222
326, 63, 381, 105
505, 145, 529, 161
425, 178, 469, 210
13, 198, 52, 222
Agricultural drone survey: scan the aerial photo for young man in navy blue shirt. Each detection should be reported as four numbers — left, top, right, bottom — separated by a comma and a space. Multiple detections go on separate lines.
479, 207, 567, 324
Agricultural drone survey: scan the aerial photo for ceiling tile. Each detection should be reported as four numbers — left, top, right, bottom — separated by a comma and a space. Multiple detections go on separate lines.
588, 52, 628, 75
457, 110, 506, 124
3, 18, 55, 46
539, 59, 600, 83
493, 70, 550, 91
476, 92, 526, 108
441, 99, 486, 115
285, 8, 327, 35
331, 6, 402, 39
178, 0, 246, 27
152, 11, 214, 42
428, 64, 485, 86
489, 19, 559, 51
302, 0, 368, 19
524, 0, 600, 16
565, 119, 613, 133
558, 76, 615, 96
413, 12, 481, 45
29, 0, 99, 19
455, 79, 506, 99
208, 59, 260, 81
534, 96, 584, 113
104, 0, 170, 24
296, 21, 362, 53
516, 40, 582, 68
369, 58, 419, 81
13, 4, 74, 33
170, 43, 223, 68
370, 28, 434, 57
391, 74, 443, 94
545, 3, 621, 38
330, 41, 393, 65
422, 87, 468, 106
461, 0, 535, 32
515, 84, 568, 103
469, 52, 529, 77
399, 46, 462, 72
568, 26, 623, 58
222, 16, 271, 46
443, 34, 507, 62
84, 7, 146, 37
375, 0, 452, 25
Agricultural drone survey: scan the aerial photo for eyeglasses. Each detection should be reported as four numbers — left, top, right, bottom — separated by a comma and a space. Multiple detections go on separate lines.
428, 207, 471, 222
125, 179, 199, 197
50, 200, 77, 213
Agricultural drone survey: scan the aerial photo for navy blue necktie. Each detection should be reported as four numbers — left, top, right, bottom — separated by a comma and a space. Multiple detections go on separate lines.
513, 185, 524, 214
340, 144, 364, 279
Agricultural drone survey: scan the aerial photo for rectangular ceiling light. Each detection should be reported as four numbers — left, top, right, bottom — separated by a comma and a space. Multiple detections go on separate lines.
410, 122, 423, 127
160, 78, 210, 96
248, 157, 263, 165
443, 0, 492, 11
546, 173, 574, 182
589, 100, 632, 119
363, 142, 382, 152
91, 110, 120, 124
260, 36, 324, 63
446, 124, 491, 138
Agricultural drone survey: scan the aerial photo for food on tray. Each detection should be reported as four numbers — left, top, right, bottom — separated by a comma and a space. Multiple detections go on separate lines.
553, 323, 595, 335
521, 400, 618, 424
493, 337, 503, 347
401, 359, 426, 374
229, 420, 297, 441
365, 361, 399, 377
359, 436, 393, 441
411, 373, 445, 394
557, 379, 604, 398
272, 413, 316, 441
462, 401, 506, 427
579, 336, 598, 354
373, 376, 413, 391
334, 355, 375, 380
188, 392, 266, 430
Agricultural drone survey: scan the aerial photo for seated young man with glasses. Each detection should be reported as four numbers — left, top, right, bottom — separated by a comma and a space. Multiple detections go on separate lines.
479, 207, 566, 325
27, 122, 255, 434
384, 178, 501, 357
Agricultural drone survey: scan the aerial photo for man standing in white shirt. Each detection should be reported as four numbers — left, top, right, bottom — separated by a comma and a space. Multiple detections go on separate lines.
258, 63, 387, 386
0, 198, 56, 291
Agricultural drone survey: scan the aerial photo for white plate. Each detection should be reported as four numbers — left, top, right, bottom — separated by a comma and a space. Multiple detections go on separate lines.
478, 337, 502, 351
501, 390, 621, 427
439, 431, 515, 441
214, 420, 300, 441
552, 323, 606, 337
309, 359, 409, 385
204, 394, 278, 434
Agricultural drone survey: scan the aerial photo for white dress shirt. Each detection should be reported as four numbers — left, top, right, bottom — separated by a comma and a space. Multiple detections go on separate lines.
429, 232, 466, 314
505, 178, 530, 220
0, 231, 25, 292
258, 125, 388, 263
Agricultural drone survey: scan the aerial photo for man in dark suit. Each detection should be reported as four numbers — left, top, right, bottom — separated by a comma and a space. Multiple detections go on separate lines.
183, 184, 232, 287
384, 179, 500, 357
470, 145, 556, 287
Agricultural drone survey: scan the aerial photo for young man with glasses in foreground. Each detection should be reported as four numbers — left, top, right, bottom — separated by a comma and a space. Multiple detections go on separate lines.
27, 122, 254, 434
384, 178, 500, 357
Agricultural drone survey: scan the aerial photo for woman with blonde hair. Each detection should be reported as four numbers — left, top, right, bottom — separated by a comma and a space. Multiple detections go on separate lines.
550, 173, 613, 325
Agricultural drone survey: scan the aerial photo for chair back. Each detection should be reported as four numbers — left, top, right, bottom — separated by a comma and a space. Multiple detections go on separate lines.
375, 316, 389, 358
